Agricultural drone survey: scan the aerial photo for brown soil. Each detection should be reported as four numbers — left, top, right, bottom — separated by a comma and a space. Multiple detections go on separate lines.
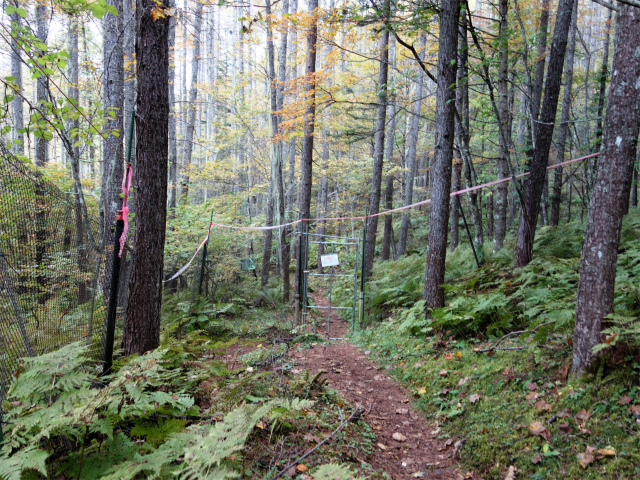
290, 292, 465, 480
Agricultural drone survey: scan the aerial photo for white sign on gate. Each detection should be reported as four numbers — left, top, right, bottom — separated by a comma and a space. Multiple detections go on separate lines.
320, 253, 340, 267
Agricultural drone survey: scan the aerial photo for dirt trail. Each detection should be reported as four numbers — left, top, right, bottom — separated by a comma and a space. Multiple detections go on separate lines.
290, 292, 464, 480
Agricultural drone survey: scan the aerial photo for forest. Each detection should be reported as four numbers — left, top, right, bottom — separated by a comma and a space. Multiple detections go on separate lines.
0, 0, 639, 477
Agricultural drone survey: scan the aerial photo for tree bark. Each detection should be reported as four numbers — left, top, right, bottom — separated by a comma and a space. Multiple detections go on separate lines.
423, 0, 460, 309
35, 3, 49, 167
179, 0, 204, 203
493, 0, 509, 251
9, 4, 24, 155
381, 175, 394, 260
168, 0, 178, 217
450, 159, 461, 251
294, 0, 318, 302
550, 0, 577, 227
593, 8, 613, 153
381, 37, 397, 261
124, 0, 170, 356
101, 0, 124, 247
513, 0, 576, 268
572, 4, 640, 376
364, 0, 391, 278
397, 34, 426, 257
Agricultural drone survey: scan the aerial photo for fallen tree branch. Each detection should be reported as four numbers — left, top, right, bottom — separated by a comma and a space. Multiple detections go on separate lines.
474, 322, 554, 353
271, 406, 365, 479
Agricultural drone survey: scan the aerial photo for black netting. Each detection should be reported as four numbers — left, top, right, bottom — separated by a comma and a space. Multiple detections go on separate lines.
0, 143, 116, 402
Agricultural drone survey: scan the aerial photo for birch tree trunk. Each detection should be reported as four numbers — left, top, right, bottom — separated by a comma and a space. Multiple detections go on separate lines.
397, 34, 426, 257
572, 5, 640, 376
550, 0, 577, 227
9, 4, 24, 155
179, 0, 204, 203
423, 0, 460, 309
168, 0, 178, 217
35, 3, 49, 167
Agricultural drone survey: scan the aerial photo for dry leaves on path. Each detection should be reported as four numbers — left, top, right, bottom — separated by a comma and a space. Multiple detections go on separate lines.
392, 432, 407, 442
504, 465, 516, 480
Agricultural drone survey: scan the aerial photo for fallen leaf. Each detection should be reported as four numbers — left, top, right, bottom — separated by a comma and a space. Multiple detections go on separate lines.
444, 352, 453, 360
586, 445, 595, 455
441, 388, 450, 395
455, 351, 463, 358
300, 475, 312, 480
526, 391, 541, 403
531, 454, 542, 464
577, 452, 595, 469
596, 447, 615, 456
417, 386, 427, 395
439, 370, 448, 377
527, 421, 551, 441
458, 377, 470, 386
444, 438, 454, 446
396, 408, 409, 415
412, 473, 426, 478
557, 408, 572, 418
526, 382, 538, 391
377, 443, 387, 450
535, 399, 552, 412
558, 422, 571, 433
619, 396, 632, 406
629, 405, 640, 416
575, 409, 590, 426
469, 393, 481, 404
296, 464, 308, 472
504, 465, 516, 480
392, 432, 407, 442
372, 424, 382, 431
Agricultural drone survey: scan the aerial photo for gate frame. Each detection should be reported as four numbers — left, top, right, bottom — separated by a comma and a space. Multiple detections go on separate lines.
299, 222, 361, 339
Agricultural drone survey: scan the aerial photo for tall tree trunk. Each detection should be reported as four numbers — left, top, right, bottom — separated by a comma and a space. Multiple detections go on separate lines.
168, 0, 178, 217
9, 4, 24, 155
68, 18, 88, 304
550, 0, 577, 227
513, 0, 576, 268
124, 0, 170, 356
397, 34, 426, 257
381, 175, 394, 260
450, 159, 461, 251
294, 0, 318, 303
423, 0, 460, 309
287, 0, 299, 221
364, 0, 391, 278
457, 15, 484, 261
35, 3, 49, 167
179, 0, 204, 203
572, 5, 640, 376
381, 37, 397, 260
101, 0, 124, 247
593, 8, 612, 153
493, 0, 509, 251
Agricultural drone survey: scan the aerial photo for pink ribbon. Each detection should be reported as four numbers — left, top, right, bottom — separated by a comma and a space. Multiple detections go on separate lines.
119, 163, 133, 257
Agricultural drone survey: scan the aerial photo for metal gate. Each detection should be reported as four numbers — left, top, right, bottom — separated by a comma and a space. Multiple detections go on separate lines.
299, 223, 361, 339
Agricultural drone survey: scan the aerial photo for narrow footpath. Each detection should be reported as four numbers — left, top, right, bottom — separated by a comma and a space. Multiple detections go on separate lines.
289, 292, 465, 480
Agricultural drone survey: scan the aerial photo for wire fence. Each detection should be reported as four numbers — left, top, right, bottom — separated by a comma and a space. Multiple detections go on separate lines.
0, 143, 122, 403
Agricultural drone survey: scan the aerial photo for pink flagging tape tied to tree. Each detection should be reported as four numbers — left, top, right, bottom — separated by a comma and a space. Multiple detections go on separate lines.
167, 152, 599, 279
119, 163, 133, 258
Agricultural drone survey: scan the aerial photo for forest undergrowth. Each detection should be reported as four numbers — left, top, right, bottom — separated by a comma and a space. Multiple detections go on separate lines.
346, 210, 640, 479
0, 294, 380, 479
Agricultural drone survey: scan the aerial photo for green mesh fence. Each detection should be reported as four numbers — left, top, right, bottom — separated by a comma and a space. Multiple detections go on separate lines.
0, 144, 118, 404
